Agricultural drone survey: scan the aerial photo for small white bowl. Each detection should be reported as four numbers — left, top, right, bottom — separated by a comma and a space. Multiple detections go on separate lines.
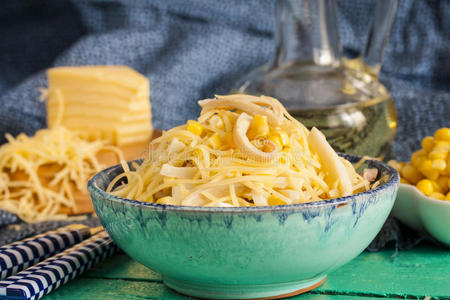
392, 183, 450, 246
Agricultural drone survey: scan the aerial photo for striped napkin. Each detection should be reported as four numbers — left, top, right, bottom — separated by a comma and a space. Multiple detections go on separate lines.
0, 225, 90, 280
0, 230, 118, 300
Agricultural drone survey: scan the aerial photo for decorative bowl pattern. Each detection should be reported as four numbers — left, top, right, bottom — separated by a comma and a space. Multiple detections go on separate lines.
392, 183, 450, 247
88, 154, 399, 299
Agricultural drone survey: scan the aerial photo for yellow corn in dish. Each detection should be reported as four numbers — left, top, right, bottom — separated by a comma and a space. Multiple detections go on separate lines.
389, 127, 450, 201
108, 94, 375, 207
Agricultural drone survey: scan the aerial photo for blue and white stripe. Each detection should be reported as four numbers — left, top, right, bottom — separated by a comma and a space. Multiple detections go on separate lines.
0, 226, 89, 280
0, 231, 117, 300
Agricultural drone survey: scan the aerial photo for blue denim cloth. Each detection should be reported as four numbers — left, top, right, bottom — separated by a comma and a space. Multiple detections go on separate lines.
0, 0, 448, 161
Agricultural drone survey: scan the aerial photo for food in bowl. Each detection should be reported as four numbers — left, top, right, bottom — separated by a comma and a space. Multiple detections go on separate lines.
388, 127, 450, 201
392, 183, 450, 246
88, 153, 399, 299
107, 94, 383, 207
90, 94, 399, 299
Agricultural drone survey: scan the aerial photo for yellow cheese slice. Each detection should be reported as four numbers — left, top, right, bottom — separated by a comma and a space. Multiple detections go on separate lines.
47, 66, 153, 146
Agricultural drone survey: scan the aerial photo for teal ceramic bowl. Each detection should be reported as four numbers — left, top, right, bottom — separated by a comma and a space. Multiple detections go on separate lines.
392, 183, 450, 247
88, 154, 399, 299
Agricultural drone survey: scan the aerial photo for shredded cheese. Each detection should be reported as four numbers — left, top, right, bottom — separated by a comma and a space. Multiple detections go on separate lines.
108, 94, 373, 207
0, 126, 121, 222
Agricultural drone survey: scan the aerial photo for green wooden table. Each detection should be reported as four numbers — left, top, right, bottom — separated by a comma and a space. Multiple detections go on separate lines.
46, 243, 449, 300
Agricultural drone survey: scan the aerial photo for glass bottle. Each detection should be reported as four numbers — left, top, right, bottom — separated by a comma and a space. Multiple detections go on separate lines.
234, 0, 398, 159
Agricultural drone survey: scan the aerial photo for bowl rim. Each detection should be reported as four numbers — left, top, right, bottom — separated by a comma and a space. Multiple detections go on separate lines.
399, 183, 450, 205
88, 153, 399, 213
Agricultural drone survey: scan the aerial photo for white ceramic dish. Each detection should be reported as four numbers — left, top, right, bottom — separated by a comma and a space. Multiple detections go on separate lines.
392, 183, 450, 246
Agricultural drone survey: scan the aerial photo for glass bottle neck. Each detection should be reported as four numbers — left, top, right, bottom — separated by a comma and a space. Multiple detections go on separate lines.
272, 0, 342, 68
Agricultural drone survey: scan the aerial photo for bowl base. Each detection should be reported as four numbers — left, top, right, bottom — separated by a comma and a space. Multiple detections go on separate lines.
164, 275, 326, 299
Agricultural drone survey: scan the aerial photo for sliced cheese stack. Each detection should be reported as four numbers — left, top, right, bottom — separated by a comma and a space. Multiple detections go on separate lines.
46, 65, 152, 146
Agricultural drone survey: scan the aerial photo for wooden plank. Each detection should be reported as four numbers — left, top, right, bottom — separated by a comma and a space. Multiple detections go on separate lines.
44, 278, 185, 300
295, 295, 397, 300
86, 253, 162, 281
46, 244, 449, 299
44, 278, 383, 300
315, 243, 450, 299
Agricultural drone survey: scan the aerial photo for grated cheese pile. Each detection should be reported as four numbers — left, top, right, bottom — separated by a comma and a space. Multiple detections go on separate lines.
108, 94, 372, 207
0, 126, 122, 222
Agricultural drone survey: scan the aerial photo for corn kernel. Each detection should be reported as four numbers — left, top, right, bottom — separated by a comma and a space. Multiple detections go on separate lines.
430, 192, 445, 200
432, 159, 446, 171
400, 178, 411, 184
186, 120, 203, 135
446, 192, 450, 201
431, 180, 442, 193
421, 136, 435, 152
401, 164, 423, 183
411, 151, 426, 168
268, 135, 283, 149
415, 149, 427, 156
428, 150, 447, 160
247, 114, 269, 139
435, 141, 450, 150
207, 133, 222, 149
268, 195, 286, 206
419, 160, 439, 180
268, 130, 290, 149
416, 179, 434, 196
437, 176, 449, 194
434, 127, 450, 141
276, 130, 290, 146
156, 196, 178, 205
447, 156, 450, 174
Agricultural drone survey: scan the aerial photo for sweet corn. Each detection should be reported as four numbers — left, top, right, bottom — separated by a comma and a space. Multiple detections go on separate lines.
437, 176, 449, 194
416, 179, 434, 196
418, 160, 439, 180
411, 150, 426, 168
421, 136, 435, 152
247, 114, 269, 139
400, 178, 411, 184
434, 127, 450, 141
432, 159, 446, 171
435, 141, 450, 150
268, 130, 290, 149
156, 196, 178, 205
276, 130, 290, 146
415, 149, 427, 156
186, 120, 203, 135
430, 192, 445, 200
268, 135, 283, 149
397, 129, 450, 201
447, 156, 450, 174
268, 195, 286, 206
207, 133, 222, 149
431, 180, 442, 193
428, 150, 447, 160
401, 164, 423, 183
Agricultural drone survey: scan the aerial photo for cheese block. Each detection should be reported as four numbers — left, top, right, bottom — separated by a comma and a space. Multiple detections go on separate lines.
46, 66, 153, 146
